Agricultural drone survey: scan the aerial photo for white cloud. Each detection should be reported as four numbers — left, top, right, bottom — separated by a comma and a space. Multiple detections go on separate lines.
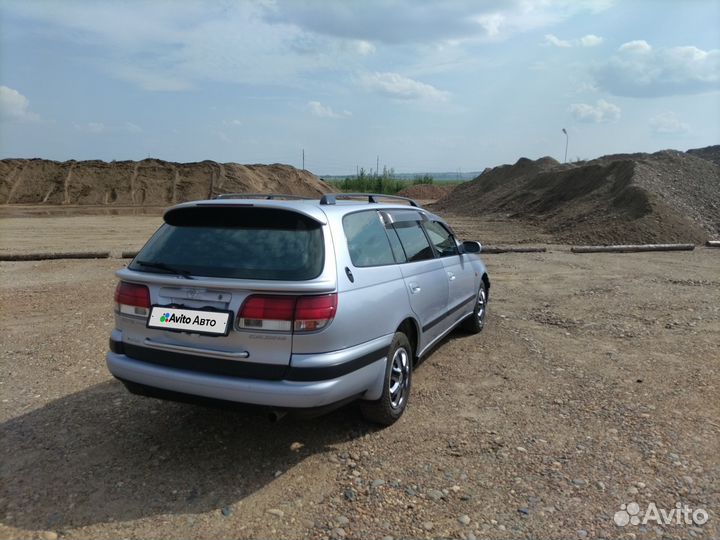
580, 34, 603, 47
307, 101, 351, 119
569, 99, 621, 123
2, 2, 338, 91
72, 121, 143, 134
74, 122, 106, 133
123, 122, 143, 133
112, 65, 193, 92
266, 1, 614, 45
222, 119, 243, 126
0, 86, 40, 122
360, 72, 450, 101
2, 1, 616, 93
474, 13, 505, 38
544, 34, 571, 48
545, 33, 603, 48
618, 40, 652, 53
597, 41, 720, 96
355, 40, 376, 55
650, 112, 690, 135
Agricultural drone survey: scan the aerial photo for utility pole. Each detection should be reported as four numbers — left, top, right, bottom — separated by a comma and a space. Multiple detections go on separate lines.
376, 155, 379, 178
302, 149, 305, 170
562, 129, 568, 163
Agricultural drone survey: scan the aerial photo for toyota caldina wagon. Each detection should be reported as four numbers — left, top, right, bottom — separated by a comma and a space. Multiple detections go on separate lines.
107, 193, 490, 425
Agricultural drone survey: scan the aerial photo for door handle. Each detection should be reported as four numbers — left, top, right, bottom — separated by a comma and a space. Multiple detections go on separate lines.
408, 283, 422, 294
447, 271, 456, 281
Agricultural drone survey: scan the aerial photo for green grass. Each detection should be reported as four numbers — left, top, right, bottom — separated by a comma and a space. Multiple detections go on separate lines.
326, 172, 462, 195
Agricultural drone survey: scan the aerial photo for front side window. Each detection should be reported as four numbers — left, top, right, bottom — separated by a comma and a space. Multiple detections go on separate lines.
423, 221, 459, 257
343, 211, 396, 267
392, 221, 435, 262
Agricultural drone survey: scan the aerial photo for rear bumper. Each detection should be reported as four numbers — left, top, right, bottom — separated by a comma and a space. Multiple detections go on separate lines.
106, 333, 390, 408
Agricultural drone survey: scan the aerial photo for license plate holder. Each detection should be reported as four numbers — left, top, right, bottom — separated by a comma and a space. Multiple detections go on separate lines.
147, 306, 232, 336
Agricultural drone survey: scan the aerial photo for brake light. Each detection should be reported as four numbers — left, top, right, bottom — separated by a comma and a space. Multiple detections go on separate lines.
238, 295, 295, 331
294, 294, 337, 331
114, 281, 150, 317
237, 293, 337, 332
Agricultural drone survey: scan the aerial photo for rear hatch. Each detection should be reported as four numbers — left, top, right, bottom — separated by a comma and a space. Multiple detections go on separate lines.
113, 203, 337, 378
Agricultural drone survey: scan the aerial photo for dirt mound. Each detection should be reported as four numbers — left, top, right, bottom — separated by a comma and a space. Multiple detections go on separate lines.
0, 158, 332, 205
396, 183, 456, 200
432, 150, 720, 244
687, 145, 720, 166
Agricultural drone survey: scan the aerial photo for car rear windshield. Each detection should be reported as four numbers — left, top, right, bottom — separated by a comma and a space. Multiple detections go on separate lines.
130, 206, 325, 280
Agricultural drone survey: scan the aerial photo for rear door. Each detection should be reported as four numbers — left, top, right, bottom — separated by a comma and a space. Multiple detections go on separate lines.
385, 211, 449, 347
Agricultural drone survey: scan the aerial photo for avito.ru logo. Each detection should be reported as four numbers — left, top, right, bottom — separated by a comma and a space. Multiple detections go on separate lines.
614, 502, 709, 527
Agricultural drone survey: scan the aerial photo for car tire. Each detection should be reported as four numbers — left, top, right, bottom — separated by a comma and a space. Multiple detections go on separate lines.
462, 282, 487, 334
359, 331, 412, 426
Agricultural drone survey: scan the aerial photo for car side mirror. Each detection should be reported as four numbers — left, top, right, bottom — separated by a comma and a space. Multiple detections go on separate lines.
461, 241, 482, 254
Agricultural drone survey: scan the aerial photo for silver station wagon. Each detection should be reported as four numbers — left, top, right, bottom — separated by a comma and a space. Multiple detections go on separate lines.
107, 193, 490, 425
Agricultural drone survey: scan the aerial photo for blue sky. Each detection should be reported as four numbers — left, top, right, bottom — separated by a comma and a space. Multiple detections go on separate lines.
1, 0, 718, 175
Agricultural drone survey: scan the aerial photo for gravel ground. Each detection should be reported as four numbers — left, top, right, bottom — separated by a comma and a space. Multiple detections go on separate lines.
1, 213, 719, 540
0, 208, 163, 256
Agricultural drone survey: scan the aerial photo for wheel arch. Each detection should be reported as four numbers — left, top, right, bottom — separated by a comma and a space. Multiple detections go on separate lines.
397, 317, 420, 365
482, 272, 490, 301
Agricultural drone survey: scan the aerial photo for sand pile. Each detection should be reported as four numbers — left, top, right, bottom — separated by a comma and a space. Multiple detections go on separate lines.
397, 183, 456, 200
0, 159, 332, 205
432, 148, 720, 244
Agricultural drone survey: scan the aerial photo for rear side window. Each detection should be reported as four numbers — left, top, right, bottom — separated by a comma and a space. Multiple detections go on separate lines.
343, 211, 396, 267
392, 221, 435, 262
130, 207, 324, 280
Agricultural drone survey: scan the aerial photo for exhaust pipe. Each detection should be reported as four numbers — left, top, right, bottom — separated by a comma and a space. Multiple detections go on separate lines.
268, 410, 287, 423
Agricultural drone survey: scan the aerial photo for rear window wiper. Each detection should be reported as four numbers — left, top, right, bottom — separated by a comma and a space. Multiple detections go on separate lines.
135, 260, 195, 279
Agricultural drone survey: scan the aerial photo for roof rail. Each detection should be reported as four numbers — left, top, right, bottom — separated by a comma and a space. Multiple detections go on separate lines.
214, 193, 314, 200
319, 193, 420, 207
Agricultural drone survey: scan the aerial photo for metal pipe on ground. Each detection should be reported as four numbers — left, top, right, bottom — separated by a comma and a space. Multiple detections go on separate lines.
706, 240, 720, 248
571, 244, 695, 254
481, 246, 547, 254
121, 251, 139, 259
0, 251, 110, 261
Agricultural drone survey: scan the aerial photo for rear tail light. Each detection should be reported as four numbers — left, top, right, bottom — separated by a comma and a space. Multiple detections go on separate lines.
237, 293, 337, 332
114, 281, 151, 317
237, 295, 295, 331
294, 294, 337, 331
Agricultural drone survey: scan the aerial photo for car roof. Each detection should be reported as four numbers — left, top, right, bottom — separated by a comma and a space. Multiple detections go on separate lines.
164, 194, 445, 224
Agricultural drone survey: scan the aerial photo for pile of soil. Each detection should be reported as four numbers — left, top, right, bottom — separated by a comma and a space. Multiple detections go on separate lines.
396, 183, 456, 200
432, 148, 720, 244
0, 159, 332, 205
687, 144, 720, 166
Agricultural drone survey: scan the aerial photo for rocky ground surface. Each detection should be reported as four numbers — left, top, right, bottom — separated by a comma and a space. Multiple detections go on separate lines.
1, 213, 718, 540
